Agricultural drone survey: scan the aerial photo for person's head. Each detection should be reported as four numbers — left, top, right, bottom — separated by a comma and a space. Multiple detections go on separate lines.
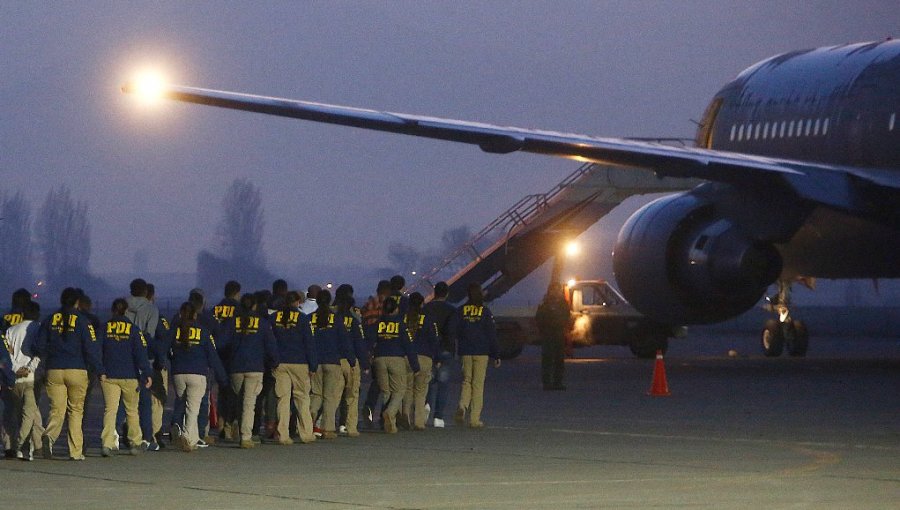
11, 288, 31, 309
240, 293, 257, 312
146, 283, 156, 301
376, 280, 391, 298
390, 275, 405, 293
79, 294, 93, 313
335, 284, 354, 304
189, 291, 205, 313
433, 282, 449, 301
178, 301, 197, 322
382, 295, 399, 316
272, 279, 288, 297
285, 291, 302, 308
23, 301, 40, 321
306, 284, 322, 300
60, 287, 80, 309
254, 290, 271, 310
467, 283, 484, 306
408, 292, 424, 313
315, 289, 332, 324
224, 280, 241, 299
130, 278, 148, 298
111, 298, 128, 317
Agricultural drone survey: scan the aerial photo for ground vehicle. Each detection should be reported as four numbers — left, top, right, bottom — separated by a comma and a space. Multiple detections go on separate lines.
495, 279, 683, 359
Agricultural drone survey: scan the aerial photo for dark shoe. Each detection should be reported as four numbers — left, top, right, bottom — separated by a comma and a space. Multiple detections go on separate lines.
196, 439, 209, 448
4, 449, 16, 459
41, 436, 53, 460
146, 442, 160, 451
154, 432, 167, 448
101, 447, 113, 457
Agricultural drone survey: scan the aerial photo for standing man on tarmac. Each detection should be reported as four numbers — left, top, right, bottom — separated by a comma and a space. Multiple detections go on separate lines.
360, 280, 391, 428
424, 282, 456, 428
535, 282, 571, 391
451, 283, 500, 429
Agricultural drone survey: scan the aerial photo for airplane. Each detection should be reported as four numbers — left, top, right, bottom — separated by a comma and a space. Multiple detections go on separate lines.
123, 39, 900, 357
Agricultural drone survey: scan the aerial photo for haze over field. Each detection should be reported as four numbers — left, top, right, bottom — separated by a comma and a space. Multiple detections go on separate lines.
2, 1, 899, 302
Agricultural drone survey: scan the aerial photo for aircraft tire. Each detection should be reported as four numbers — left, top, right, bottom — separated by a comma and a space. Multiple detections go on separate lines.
629, 334, 668, 359
762, 319, 784, 357
786, 319, 809, 357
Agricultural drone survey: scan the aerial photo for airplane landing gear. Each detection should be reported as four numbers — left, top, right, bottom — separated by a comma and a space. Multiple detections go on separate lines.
761, 280, 809, 357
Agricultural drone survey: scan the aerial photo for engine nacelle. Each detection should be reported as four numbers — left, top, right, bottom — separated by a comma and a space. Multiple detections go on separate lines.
613, 191, 782, 324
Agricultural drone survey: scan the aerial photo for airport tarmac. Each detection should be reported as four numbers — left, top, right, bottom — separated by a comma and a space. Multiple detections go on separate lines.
1, 334, 896, 509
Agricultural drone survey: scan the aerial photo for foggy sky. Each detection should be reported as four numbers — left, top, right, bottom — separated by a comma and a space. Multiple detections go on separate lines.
3, 1, 899, 281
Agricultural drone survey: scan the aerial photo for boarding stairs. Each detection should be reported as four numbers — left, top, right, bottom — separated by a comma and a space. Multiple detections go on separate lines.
408, 158, 700, 303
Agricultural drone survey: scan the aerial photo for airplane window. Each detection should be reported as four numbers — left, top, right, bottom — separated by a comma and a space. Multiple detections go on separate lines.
730, 125, 736, 141
814, 118, 821, 136
823, 118, 829, 135
805, 119, 812, 136
780, 121, 786, 138
738, 124, 744, 141
754, 123, 761, 139
788, 121, 794, 137
891, 113, 896, 131
763, 123, 769, 139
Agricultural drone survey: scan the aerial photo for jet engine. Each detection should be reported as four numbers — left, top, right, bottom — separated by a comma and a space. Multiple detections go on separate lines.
613, 190, 782, 324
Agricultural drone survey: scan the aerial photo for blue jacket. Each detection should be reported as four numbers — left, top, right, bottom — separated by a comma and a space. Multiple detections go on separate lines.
407, 311, 440, 360
365, 313, 420, 372
338, 308, 368, 371
164, 323, 228, 385
271, 308, 318, 372
35, 308, 105, 374
219, 312, 279, 373
451, 303, 499, 359
149, 316, 171, 368
0, 337, 16, 387
310, 310, 355, 367
213, 298, 239, 323
101, 318, 152, 380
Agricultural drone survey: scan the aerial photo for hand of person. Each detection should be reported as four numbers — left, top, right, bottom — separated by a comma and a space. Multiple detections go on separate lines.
435, 362, 442, 369
363, 369, 370, 375
493, 359, 501, 368
99, 374, 107, 382
15, 367, 30, 378
144, 377, 152, 389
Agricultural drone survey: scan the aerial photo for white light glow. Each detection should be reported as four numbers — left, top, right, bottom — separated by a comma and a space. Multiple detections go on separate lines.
126, 70, 167, 104
564, 240, 580, 257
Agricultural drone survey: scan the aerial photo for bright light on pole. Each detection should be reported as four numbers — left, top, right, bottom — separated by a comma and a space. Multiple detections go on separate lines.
122, 70, 168, 105
564, 240, 580, 258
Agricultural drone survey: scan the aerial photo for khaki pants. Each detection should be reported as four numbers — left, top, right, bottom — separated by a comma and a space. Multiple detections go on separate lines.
273, 364, 314, 442
101, 378, 142, 449
231, 372, 263, 441
458, 355, 489, 426
150, 368, 168, 437
44, 369, 89, 458
374, 357, 407, 421
309, 364, 344, 433
12, 380, 44, 450
411, 356, 433, 428
340, 360, 361, 435
173, 374, 207, 447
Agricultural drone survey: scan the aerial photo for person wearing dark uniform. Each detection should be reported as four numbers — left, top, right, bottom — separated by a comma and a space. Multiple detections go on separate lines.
271, 291, 318, 444
424, 282, 456, 428
219, 294, 279, 449
308, 290, 354, 439
212, 280, 241, 441
535, 282, 571, 391
451, 284, 500, 429
99, 299, 152, 457
35, 287, 104, 460
366, 297, 419, 434
402, 292, 439, 430
335, 284, 365, 437
162, 302, 228, 452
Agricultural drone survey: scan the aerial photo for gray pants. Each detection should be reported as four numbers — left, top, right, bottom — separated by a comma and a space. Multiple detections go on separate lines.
231, 372, 263, 441
173, 374, 207, 447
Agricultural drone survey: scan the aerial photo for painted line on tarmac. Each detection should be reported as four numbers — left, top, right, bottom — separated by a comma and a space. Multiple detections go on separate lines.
0, 464, 155, 486
181, 485, 418, 510
491, 426, 900, 452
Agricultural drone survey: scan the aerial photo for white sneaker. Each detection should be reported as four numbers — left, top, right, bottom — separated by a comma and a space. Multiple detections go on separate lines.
15, 450, 23, 460
424, 403, 432, 418
112, 431, 120, 450
338, 425, 348, 435
433, 418, 445, 428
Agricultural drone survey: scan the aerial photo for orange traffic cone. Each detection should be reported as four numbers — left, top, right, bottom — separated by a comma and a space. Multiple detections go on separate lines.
647, 350, 671, 397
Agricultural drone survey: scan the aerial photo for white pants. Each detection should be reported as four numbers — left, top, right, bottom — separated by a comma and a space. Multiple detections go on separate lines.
173, 374, 207, 447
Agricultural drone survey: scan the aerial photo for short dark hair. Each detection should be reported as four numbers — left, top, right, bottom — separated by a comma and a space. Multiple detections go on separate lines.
272, 279, 288, 295
189, 291, 205, 312
376, 280, 391, 295
24, 301, 40, 321
306, 285, 321, 299
11, 288, 31, 308
390, 275, 405, 292
224, 280, 241, 298
433, 282, 449, 299
467, 283, 484, 306
130, 278, 148, 297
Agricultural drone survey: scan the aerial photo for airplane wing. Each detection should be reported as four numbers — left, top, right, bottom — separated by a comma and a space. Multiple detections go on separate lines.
124, 83, 899, 225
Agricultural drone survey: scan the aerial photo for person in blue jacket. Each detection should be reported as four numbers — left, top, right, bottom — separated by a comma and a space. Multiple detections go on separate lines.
271, 291, 317, 444
334, 284, 366, 437
218, 293, 279, 449
451, 283, 500, 429
99, 299, 152, 457
401, 292, 440, 430
163, 302, 228, 452
35, 287, 104, 460
366, 297, 419, 434
308, 290, 354, 439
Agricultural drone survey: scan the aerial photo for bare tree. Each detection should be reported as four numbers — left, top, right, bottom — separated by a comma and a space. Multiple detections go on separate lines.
388, 242, 422, 275
0, 191, 35, 291
37, 186, 92, 287
217, 178, 265, 267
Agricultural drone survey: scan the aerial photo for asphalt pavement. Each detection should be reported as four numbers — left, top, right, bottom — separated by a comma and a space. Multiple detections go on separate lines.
1, 334, 897, 509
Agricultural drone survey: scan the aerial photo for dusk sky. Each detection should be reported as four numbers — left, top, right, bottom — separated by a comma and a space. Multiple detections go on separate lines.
3, 1, 899, 284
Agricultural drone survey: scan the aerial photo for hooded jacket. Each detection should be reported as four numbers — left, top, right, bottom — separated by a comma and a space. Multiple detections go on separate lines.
125, 296, 159, 341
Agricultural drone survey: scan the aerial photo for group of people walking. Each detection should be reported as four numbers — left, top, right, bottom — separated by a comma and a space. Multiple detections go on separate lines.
0, 275, 500, 460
